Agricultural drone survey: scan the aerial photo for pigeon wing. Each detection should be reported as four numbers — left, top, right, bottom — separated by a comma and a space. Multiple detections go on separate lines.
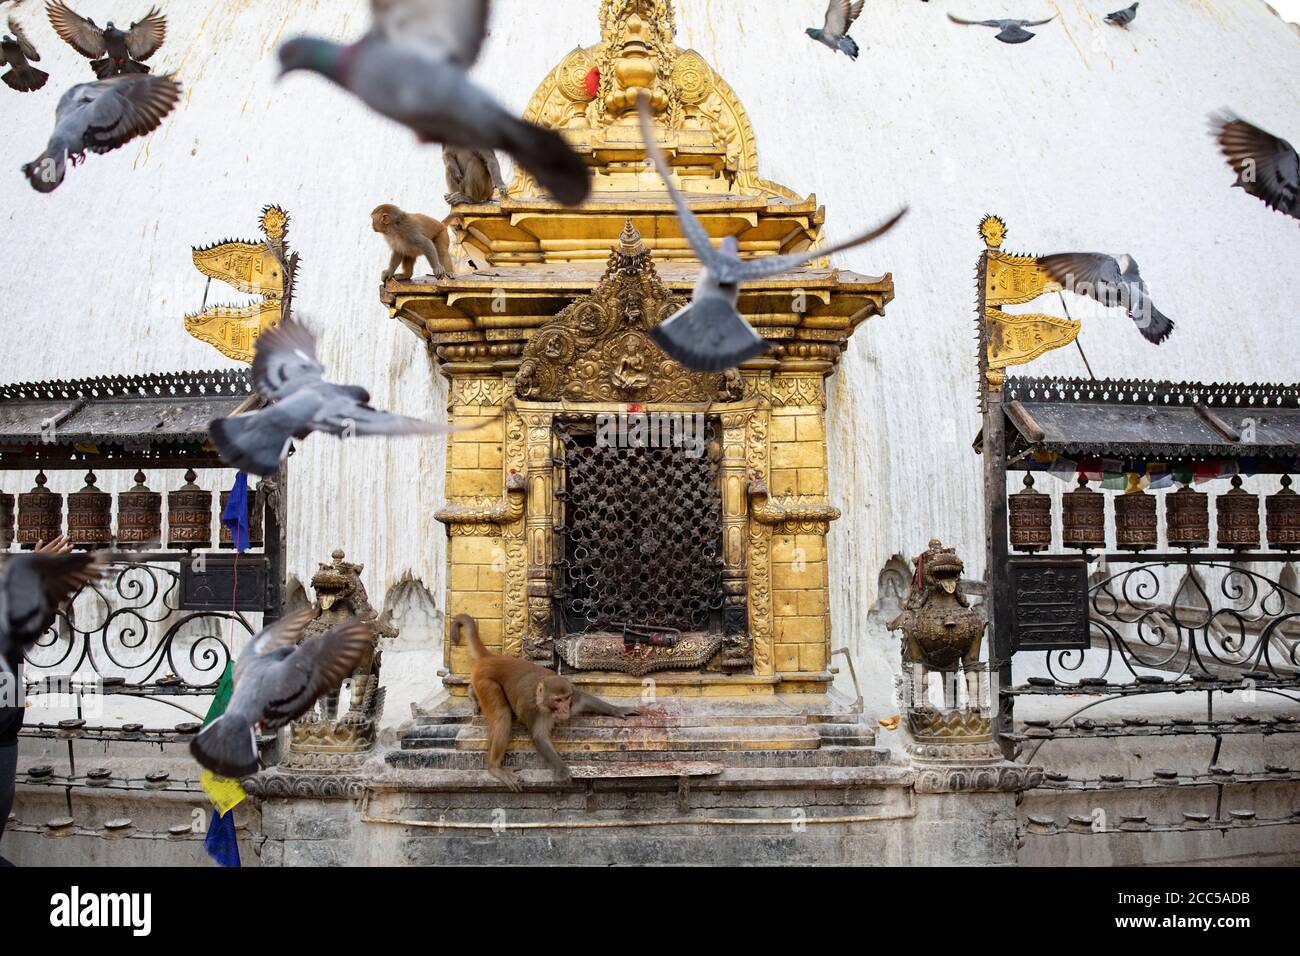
79, 74, 181, 155
1021, 16, 1057, 27
315, 399, 471, 438
728, 207, 908, 282
947, 14, 999, 27
30, 551, 105, 615
371, 0, 489, 67
1039, 252, 1123, 306
252, 317, 327, 400
636, 95, 723, 271
1213, 114, 1300, 218
258, 620, 374, 730
47, 0, 105, 58
10, 16, 39, 61
234, 608, 315, 687
125, 6, 166, 61
823, 0, 851, 36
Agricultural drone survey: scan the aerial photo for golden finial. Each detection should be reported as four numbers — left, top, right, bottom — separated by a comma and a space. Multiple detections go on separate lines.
260, 205, 290, 241
618, 218, 646, 256
979, 215, 1006, 250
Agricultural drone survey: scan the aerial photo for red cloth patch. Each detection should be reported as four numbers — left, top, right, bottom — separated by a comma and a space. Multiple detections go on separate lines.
584, 67, 601, 99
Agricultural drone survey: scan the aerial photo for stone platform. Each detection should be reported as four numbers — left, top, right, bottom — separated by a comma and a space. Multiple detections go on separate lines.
247, 692, 1035, 865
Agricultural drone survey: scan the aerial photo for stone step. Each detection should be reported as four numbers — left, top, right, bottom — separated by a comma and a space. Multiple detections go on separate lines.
386, 745, 893, 771
453, 721, 821, 753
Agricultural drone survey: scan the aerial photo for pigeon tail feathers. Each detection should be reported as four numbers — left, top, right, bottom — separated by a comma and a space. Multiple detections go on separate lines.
22, 144, 66, 193
838, 36, 860, 59
3, 65, 48, 91
649, 299, 770, 373
190, 713, 258, 779
498, 115, 590, 207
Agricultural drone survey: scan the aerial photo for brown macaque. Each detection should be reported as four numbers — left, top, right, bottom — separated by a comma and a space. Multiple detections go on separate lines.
451, 613, 641, 791
371, 203, 453, 282
443, 146, 509, 205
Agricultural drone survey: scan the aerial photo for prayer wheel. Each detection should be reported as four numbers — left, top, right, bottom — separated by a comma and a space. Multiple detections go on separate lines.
1215, 476, 1260, 551
1062, 477, 1106, 552
1267, 475, 1300, 552
116, 471, 162, 549
220, 485, 264, 550
0, 488, 13, 550
1008, 473, 1052, 553
167, 469, 212, 551
1114, 475, 1157, 552
1165, 483, 1209, 551
67, 471, 112, 551
17, 472, 62, 550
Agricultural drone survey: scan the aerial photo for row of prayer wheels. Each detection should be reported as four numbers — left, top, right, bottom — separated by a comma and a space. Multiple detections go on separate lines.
0, 470, 263, 552
1010, 474, 1300, 553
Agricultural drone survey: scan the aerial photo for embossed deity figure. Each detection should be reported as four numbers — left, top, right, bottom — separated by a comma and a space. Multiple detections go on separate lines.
887, 540, 988, 711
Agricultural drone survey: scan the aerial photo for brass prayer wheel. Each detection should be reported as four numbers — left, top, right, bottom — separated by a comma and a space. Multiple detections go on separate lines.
0, 489, 13, 550
167, 469, 212, 551
116, 471, 162, 549
1114, 475, 1157, 552
220, 485, 264, 550
17, 472, 62, 550
1267, 475, 1300, 551
67, 471, 112, 551
1008, 473, 1052, 552
1215, 476, 1260, 551
1165, 483, 1209, 551
1062, 477, 1106, 551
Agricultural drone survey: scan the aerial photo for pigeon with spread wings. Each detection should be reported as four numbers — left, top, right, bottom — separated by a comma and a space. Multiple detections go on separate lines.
806, 0, 866, 60
46, 1, 166, 78
0, 550, 106, 675
209, 318, 482, 477
21, 73, 180, 192
636, 95, 906, 372
2, 15, 47, 91
947, 13, 1055, 44
189, 611, 374, 778
278, 0, 589, 206
1211, 113, 1299, 224
1038, 252, 1175, 345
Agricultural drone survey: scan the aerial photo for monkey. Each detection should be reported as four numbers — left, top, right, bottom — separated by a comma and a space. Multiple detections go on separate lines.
371, 203, 453, 282
451, 613, 641, 791
443, 146, 509, 205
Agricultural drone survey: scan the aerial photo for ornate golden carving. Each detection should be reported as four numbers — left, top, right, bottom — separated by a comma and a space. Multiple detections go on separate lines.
515, 222, 746, 404
747, 478, 840, 534
185, 205, 297, 364
436, 471, 527, 536
770, 375, 827, 409
449, 377, 508, 408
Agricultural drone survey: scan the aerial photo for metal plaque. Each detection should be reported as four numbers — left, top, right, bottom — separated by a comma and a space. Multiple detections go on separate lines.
1008, 556, 1090, 651
180, 553, 271, 612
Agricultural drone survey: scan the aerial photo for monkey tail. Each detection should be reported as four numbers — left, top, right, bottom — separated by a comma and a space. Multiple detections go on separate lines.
499, 117, 591, 207
22, 144, 66, 194
450, 613, 488, 660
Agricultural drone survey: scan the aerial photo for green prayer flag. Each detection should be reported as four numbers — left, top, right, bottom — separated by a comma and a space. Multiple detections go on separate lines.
202, 662, 235, 728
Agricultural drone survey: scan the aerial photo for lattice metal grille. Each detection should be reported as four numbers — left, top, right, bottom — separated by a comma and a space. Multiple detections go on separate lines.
555, 419, 725, 635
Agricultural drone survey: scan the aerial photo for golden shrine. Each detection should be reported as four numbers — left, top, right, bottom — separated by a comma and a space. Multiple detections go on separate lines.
383, 0, 893, 702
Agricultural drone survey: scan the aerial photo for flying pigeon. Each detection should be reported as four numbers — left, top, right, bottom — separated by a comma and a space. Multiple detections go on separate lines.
636, 96, 906, 371
0, 550, 105, 676
1039, 253, 1175, 345
47, 1, 166, 78
189, 610, 373, 778
1211, 113, 1299, 223
209, 318, 480, 477
278, 0, 590, 207
947, 13, 1056, 43
1, 14, 46, 91
1105, 3, 1139, 27
21, 73, 180, 192
806, 0, 865, 60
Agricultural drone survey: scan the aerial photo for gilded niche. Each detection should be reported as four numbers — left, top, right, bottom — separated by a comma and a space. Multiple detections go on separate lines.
514, 221, 746, 404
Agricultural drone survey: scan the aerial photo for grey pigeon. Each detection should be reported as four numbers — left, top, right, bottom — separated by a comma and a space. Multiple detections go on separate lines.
189, 610, 373, 778
948, 13, 1056, 43
1039, 253, 1175, 345
278, 0, 590, 206
636, 96, 906, 372
209, 318, 476, 477
1211, 113, 1299, 223
1105, 3, 1138, 27
47, 1, 166, 78
0, 552, 105, 675
21, 73, 180, 192
2, 15, 46, 91
806, 0, 865, 60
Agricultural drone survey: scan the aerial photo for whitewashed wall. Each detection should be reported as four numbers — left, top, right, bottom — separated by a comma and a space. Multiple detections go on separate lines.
1, 1, 1297, 721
